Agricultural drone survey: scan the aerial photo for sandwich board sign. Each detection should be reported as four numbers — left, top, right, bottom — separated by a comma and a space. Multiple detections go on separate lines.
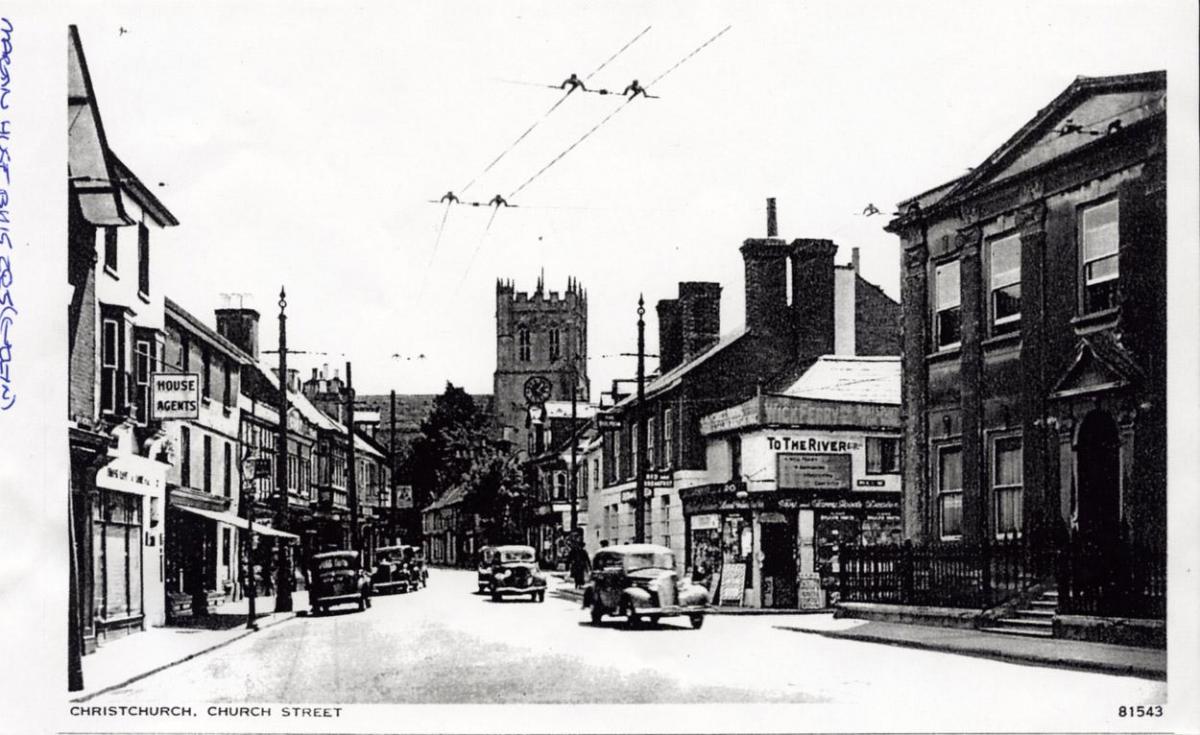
151, 373, 200, 420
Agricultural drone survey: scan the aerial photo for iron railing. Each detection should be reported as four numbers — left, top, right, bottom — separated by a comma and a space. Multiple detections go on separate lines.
840, 535, 1163, 618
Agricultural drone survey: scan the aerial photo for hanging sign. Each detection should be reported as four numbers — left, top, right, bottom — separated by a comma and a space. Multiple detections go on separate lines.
151, 373, 200, 419
394, 485, 414, 509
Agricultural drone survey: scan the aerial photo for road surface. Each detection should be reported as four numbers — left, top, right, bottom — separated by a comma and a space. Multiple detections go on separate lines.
99, 568, 1165, 704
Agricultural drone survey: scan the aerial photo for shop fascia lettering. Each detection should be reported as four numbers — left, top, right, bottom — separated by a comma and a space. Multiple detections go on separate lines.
766, 435, 860, 453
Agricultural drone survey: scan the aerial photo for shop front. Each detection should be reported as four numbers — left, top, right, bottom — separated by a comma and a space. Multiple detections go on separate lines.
682, 485, 901, 609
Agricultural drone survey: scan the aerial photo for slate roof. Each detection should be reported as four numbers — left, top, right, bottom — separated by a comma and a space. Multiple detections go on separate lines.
422, 483, 468, 512
775, 355, 900, 405
613, 328, 749, 409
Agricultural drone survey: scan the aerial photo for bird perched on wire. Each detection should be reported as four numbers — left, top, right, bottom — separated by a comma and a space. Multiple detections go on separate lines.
439, 191, 459, 204
489, 195, 512, 208
860, 203, 883, 217
623, 79, 649, 99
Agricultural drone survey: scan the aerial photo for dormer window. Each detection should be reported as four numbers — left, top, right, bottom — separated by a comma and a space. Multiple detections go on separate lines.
1081, 198, 1119, 313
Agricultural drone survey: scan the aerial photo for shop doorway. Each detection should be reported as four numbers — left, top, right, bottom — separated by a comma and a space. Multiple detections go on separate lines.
1076, 410, 1121, 544
760, 514, 797, 608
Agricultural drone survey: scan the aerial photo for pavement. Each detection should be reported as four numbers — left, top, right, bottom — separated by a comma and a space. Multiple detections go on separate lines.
79, 568, 1164, 705
775, 616, 1166, 680
72, 590, 308, 702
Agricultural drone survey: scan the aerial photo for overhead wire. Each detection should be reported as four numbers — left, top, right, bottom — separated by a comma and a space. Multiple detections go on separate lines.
508, 25, 734, 199
458, 205, 501, 288
417, 200, 454, 304
459, 25, 653, 197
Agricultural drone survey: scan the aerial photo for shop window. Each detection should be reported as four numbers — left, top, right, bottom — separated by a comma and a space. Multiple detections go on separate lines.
1081, 198, 1119, 313
934, 260, 961, 349
180, 427, 191, 488
137, 223, 150, 297
993, 436, 1023, 537
938, 446, 963, 539
95, 491, 143, 620
988, 233, 1021, 335
103, 227, 118, 271
866, 436, 900, 474
517, 326, 531, 362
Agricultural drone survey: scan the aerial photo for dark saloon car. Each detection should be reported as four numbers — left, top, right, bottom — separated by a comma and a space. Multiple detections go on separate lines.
309, 551, 372, 614
371, 545, 413, 594
583, 544, 709, 628
487, 545, 547, 602
477, 546, 496, 593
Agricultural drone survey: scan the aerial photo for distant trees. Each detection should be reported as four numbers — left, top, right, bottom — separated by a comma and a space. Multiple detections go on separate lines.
404, 382, 531, 544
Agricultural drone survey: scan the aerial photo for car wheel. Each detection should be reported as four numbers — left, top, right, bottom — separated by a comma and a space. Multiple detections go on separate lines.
358, 597, 366, 612
591, 606, 604, 625
649, 615, 661, 625
689, 614, 705, 629
491, 591, 501, 602
625, 607, 641, 628
538, 591, 546, 602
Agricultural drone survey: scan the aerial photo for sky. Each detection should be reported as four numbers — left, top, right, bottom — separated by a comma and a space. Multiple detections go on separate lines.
72, 0, 1192, 396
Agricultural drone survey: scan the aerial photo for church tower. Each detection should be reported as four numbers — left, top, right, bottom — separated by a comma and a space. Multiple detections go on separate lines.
494, 274, 589, 457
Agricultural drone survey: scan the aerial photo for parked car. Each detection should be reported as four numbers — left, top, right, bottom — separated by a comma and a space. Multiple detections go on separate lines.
309, 550, 372, 614
486, 545, 547, 602
477, 546, 496, 593
583, 544, 708, 628
371, 545, 413, 594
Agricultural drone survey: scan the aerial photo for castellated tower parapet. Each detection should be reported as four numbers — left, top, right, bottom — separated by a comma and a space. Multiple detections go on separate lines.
493, 275, 590, 455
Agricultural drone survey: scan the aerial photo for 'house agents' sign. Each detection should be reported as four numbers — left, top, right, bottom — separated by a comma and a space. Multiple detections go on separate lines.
151, 373, 200, 419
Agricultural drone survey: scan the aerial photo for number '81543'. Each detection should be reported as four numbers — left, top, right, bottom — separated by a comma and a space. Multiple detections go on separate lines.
1118, 705, 1163, 717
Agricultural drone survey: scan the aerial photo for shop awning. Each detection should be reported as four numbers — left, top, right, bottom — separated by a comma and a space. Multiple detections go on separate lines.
171, 504, 299, 540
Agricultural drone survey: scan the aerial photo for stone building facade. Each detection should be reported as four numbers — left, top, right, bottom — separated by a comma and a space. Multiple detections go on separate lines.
886, 72, 1166, 557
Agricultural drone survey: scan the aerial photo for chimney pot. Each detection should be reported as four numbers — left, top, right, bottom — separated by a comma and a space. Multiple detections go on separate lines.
852, 247, 860, 273
767, 198, 778, 238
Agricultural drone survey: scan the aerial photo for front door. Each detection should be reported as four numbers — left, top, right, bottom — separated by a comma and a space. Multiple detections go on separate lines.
760, 517, 797, 608
1076, 410, 1121, 543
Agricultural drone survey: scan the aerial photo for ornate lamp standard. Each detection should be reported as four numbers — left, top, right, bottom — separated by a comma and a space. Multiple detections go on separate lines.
274, 287, 293, 613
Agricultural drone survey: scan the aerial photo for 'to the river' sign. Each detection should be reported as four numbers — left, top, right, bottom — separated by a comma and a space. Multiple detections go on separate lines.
151, 373, 200, 419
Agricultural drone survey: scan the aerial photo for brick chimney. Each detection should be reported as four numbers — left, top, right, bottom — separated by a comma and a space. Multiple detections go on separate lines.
679, 282, 721, 360
656, 299, 683, 373
214, 307, 260, 359
741, 198, 793, 341
791, 238, 839, 357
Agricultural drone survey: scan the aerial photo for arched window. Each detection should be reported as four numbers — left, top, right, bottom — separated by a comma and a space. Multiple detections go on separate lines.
518, 325, 531, 362
548, 326, 561, 362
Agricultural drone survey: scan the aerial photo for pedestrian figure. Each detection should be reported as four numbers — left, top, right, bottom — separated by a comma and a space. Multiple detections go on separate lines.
440, 191, 459, 204
623, 79, 648, 99
560, 73, 587, 93
570, 543, 590, 589
489, 194, 511, 208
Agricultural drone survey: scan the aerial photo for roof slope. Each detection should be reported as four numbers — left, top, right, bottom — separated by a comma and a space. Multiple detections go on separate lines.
776, 355, 900, 405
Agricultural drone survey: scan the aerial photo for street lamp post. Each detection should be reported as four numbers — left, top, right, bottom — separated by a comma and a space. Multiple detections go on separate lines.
274, 287, 293, 613
241, 455, 258, 631
346, 361, 360, 554
635, 295, 647, 544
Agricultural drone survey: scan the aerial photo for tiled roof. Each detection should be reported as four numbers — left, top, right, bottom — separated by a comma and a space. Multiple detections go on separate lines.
613, 328, 748, 409
251, 360, 384, 459
776, 355, 900, 405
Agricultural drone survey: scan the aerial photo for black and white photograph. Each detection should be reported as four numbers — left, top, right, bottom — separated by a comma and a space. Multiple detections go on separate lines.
0, 1, 1198, 733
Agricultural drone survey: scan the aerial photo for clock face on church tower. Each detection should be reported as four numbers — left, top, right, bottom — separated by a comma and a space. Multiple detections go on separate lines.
523, 375, 553, 404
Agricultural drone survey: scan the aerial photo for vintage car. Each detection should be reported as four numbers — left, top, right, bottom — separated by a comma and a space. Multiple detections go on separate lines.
371, 545, 413, 594
486, 545, 547, 602
583, 544, 709, 628
476, 546, 497, 593
309, 550, 372, 614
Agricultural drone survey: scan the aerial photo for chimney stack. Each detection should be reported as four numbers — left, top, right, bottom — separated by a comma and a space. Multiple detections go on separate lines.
791, 238, 839, 357
852, 246, 860, 273
656, 299, 683, 373
214, 307, 261, 360
679, 282, 722, 360
766, 197, 777, 237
